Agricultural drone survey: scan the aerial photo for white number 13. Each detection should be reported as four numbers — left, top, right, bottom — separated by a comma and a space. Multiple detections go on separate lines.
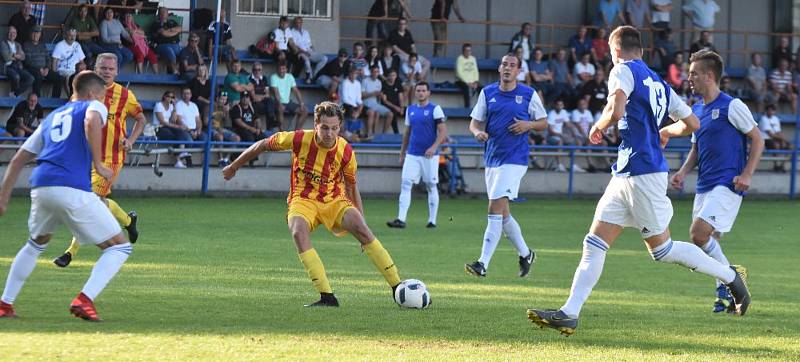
642, 77, 666, 123
49, 107, 74, 142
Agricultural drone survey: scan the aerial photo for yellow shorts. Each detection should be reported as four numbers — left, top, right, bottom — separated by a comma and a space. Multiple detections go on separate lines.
287, 197, 355, 237
91, 163, 124, 197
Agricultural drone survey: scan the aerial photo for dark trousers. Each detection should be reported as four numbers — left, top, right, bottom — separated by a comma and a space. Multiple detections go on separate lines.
5, 63, 34, 95
455, 81, 482, 108
234, 126, 266, 143
365, 19, 388, 45
156, 126, 193, 148
25, 66, 62, 98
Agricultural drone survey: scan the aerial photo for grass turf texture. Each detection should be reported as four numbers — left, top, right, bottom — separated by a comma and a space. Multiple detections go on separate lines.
0, 196, 798, 361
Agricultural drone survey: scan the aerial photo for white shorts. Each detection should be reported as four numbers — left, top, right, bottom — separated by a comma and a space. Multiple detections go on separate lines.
484, 164, 527, 201
401, 154, 439, 184
593, 172, 673, 238
692, 185, 742, 233
28, 186, 121, 245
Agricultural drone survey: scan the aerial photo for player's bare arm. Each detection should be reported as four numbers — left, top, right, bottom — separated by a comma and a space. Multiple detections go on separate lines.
659, 113, 701, 146
345, 179, 365, 216
123, 112, 147, 151
222, 139, 269, 180
86, 110, 113, 180
734, 128, 765, 192
0, 149, 36, 216
399, 126, 410, 163
469, 119, 488, 142
671, 143, 698, 190
425, 122, 447, 158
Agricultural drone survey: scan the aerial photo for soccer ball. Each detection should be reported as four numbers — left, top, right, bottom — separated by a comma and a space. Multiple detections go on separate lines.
393, 279, 431, 309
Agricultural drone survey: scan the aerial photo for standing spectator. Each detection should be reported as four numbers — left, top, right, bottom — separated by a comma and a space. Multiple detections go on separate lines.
71, 4, 104, 65
388, 18, 431, 80
666, 52, 687, 89
455, 43, 481, 107
290, 16, 327, 83
530, 47, 555, 103
273, 16, 294, 62
573, 52, 595, 87
98, 8, 133, 69
759, 104, 792, 171
548, 48, 575, 103
509, 23, 535, 62
379, 43, 402, 79
4, 92, 42, 137
591, 27, 611, 67
365, 0, 412, 46
568, 26, 593, 64
767, 59, 797, 114
596, 0, 624, 29
151, 6, 182, 75
772, 36, 792, 69
222, 60, 254, 105
514, 46, 531, 85
207, 8, 237, 71
153, 91, 193, 168
363, 65, 394, 135
230, 91, 263, 142
315, 48, 351, 100
746, 52, 767, 113
624, 0, 651, 29
122, 12, 159, 74
249, 62, 278, 130
1, 26, 34, 97
682, 0, 720, 31
179, 33, 204, 80
340, 66, 365, 136
690, 30, 717, 55
187, 64, 212, 122
653, 28, 676, 70
210, 92, 240, 167
580, 68, 608, 115
381, 69, 405, 133
546, 99, 573, 172
52, 28, 86, 81
23, 26, 62, 98
271, 61, 307, 130
175, 87, 204, 143
8, 1, 36, 44
651, 0, 673, 29
430, 0, 465, 57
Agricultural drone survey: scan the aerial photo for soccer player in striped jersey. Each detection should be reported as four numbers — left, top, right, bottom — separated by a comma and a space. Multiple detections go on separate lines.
53, 53, 146, 268
222, 101, 402, 307
670, 50, 763, 313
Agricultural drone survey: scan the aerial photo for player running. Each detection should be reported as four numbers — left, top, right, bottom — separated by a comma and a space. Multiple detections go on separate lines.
527, 27, 751, 336
53, 53, 146, 268
222, 101, 402, 307
463, 53, 548, 278
387, 82, 447, 229
0, 71, 133, 321
670, 50, 763, 313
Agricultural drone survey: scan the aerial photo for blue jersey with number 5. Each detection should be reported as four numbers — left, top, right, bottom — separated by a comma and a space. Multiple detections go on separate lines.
28, 100, 108, 192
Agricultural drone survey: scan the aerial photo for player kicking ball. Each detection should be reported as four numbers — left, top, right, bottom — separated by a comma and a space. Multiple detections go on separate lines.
670, 50, 763, 313
387, 82, 447, 229
223, 102, 402, 307
463, 53, 548, 278
0, 71, 133, 321
527, 27, 750, 336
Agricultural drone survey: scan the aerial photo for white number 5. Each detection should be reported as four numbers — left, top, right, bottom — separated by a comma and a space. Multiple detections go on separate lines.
49, 107, 74, 142
642, 77, 666, 123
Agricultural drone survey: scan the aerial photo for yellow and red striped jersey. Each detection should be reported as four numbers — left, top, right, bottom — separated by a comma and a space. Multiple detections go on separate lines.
266, 130, 357, 204
101, 82, 143, 165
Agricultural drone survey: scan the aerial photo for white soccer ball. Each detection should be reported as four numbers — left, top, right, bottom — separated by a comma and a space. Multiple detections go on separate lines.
393, 279, 431, 309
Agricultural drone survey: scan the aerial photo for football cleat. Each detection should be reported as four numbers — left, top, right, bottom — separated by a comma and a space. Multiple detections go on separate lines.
527, 309, 577, 336
726, 265, 750, 316
518, 248, 536, 278
304, 293, 340, 307
126, 211, 139, 243
713, 284, 736, 313
0, 301, 17, 318
386, 219, 406, 228
425, 222, 436, 228
53, 252, 73, 268
69, 293, 101, 322
464, 261, 486, 277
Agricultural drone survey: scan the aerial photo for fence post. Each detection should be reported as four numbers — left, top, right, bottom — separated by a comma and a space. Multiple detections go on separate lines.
201, 0, 224, 196
567, 149, 575, 199
791, 99, 800, 198
449, 146, 458, 195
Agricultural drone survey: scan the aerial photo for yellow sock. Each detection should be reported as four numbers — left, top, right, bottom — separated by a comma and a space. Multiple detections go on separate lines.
107, 198, 131, 227
298, 248, 333, 294
65, 238, 81, 256
363, 239, 401, 287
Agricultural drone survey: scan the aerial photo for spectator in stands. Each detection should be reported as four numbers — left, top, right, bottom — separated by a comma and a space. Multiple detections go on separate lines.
381, 68, 405, 133
682, 0, 720, 31
179, 33, 204, 80
273, 16, 294, 62
151, 6, 182, 75
580, 68, 608, 115
210, 92, 240, 167
767, 59, 798, 114
351, 42, 368, 77
122, 12, 159, 74
388, 17, 431, 80
1, 26, 34, 98
568, 26, 592, 64
176, 87, 204, 143
571, 97, 606, 172
596, 0, 625, 30
379, 43, 401, 80
71, 4, 104, 66
4, 92, 42, 137
271, 61, 307, 130
402, 53, 424, 101
546, 99, 573, 172
231, 91, 263, 142
548, 48, 575, 104
509, 22, 535, 63
153, 90, 193, 168
719, 76, 734, 96
772, 36, 792, 69
249, 62, 278, 131
653, 28, 676, 71
573, 52, 595, 87
207, 8, 237, 72
363, 65, 393, 135
188, 64, 211, 123
746, 52, 767, 113
315, 48, 351, 100
66, 61, 87, 98
8, 1, 36, 44
430, 0, 466, 57
290, 16, 326, 83
340, 66, 365, 136
53, 29, 86, 82
99, 8, 133, 69
455, 43, 481, 108
676, 80, 692, 104
223, 59, 254, 105
530, 47, 555, 104
591, 27, 610, 68
624, 0, 651, 29
366, 45, 383, 76
689, 30, 717, 55
666, 52, 687, 89
651, 0, 673, 29
514, 46, 531, 85
365, 0, 412, 46
249, 31, 278, 60
22, 26, 61, 98
759, 104, 792, 171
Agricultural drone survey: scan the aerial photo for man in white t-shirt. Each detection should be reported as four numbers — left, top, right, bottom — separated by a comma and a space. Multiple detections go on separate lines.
362, 65, 393, 136
571, 98, 601, 172
340, 66, 364, 135
175, 87, 203, 141
51, 28, 86, 78
758, 104, 791, 171
289, 16, 326, 82
546, 99, 573, 172
273, 16, 294, 58
573, 52, 596, 87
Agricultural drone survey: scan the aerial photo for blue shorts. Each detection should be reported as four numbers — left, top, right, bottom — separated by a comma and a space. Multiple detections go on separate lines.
345, 119, 363, 133
213, 128, 239, 141
0, 126, 8, 136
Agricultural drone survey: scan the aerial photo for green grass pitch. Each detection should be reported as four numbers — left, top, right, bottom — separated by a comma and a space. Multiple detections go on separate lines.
0, 196, 798, 361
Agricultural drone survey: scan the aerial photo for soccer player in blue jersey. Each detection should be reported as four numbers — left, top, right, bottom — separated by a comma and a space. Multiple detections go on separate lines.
527, 27, 751, 336
388, 82, 447, 228
463, 53, 548, 278
670, 50, 764, 313
0, 71, 132, 321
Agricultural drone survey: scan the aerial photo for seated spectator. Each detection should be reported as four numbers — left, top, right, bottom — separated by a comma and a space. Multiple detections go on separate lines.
682, 0, 720, 31
273, 15, 294, 62
719, 76, 734, 95
402, 53, 424, 101
568, 26, 592, 64
52, 28, 86, 82
99, 8, 133, 68
175, 87, 205, 144
223, 59, 254, 105
366, 45, 383, 76
150, 6, 182, 75
122, 12, 159, 74
388, 18, 431, 80
271, 61, 308, 130
179, 33, 204, 80
379, 43, 402, 81
153, 91, 193, 168
514, 46, 532, 85
666, 52, 687, 89
596, 0, 624, 29
71, 4, 104, 65
1, 26, 34, 97
290, 16, 326, 82
772, 36, 792, 69
315, 48, 350, 100
509, 22, 535, 62
23, 26, 62, 98
230, 91, 263, 143
187, 64, 211, 122
248, 62, 278, 130
381, 69, 405, 134
767, 59, 797, 114
624, 0, 651, 28
249, 31, 278, 59
4, 92, 42, 137
8, 1, 36, 44
455, 43, 482, 107
573, 52, 595, 87
530, 47, 555, 104
207, 8, 237, 71
66, 61, 88, 98
746, 52, 767, 113
571, 98, 606, 171
689, 30, 717, 55
759, 104, 792, 171
591, 27, 610, 68
548, 48, 575, 104
651, 0, 673, 29
580, 68, 608, 114
546, 99, 573, 172
653, 28, 676, 71
340, 66, 365, 136
362, 65, 393, 136
210, 92, 240, 167
351, 42, 368, 77
677, 80, 692, 104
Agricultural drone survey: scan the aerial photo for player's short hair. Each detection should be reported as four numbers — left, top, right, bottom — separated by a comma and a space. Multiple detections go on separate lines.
502, 52, 522, 68
73, 70, 105, 96
415, 82, 430, 91
314, 101, 344, 125
96, 52, 118, 65
609, 26, 642, 53
690, 49, 724, 85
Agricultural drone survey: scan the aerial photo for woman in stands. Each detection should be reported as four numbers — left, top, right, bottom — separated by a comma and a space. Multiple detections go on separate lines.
98, 8, 134, 68
366, 45, 383, 77
122, 12, 159, 74
666, 52, 687, 89
188, 64, 212, 124
379, 42, 401, 82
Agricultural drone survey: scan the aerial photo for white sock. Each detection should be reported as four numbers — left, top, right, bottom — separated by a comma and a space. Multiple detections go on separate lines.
503, 215, 529, 257
701, 236, 730, 287
477, 214, 504, 268
650, 239, 736, 284
1, 239, 47, 304
561, 234, 608, 318
397, 179, 413, 222
426, 182, 439, 224
81, 243, 132, 301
